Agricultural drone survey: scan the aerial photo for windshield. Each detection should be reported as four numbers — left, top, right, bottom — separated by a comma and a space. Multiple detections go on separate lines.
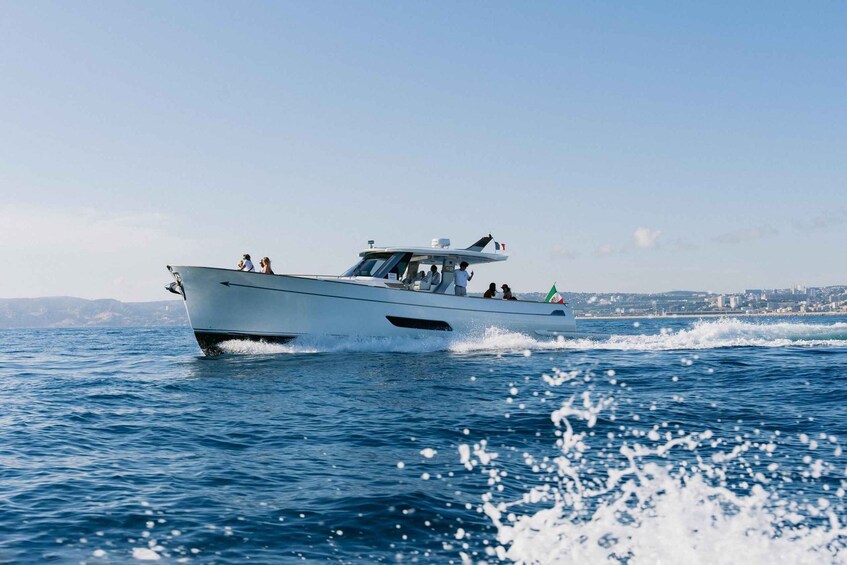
342, 253, 392, 277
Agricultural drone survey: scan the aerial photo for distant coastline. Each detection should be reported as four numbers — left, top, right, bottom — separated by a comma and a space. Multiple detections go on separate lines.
0, 297, 188, 329
524, 285, 847, 319
1, 294, 844, 329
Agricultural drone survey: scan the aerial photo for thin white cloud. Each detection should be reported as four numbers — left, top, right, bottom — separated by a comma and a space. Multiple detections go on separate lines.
668, 238, 699, 251
792, 209, 847, 232
0, 205, 200, 301
0, 207, 175, 252
549, 244, 581, 259
594, 243, 616, 258
633, 227, 662, 248
714, 225, 778, 245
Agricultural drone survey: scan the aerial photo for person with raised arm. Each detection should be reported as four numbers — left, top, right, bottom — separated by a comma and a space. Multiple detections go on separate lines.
453, 261, 473, 296
237, 254, 255, 272
259, 257, 274, 274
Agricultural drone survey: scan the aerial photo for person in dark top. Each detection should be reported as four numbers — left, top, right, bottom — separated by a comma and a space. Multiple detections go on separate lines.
483, 282, 497, 299
501, 284, 517, 300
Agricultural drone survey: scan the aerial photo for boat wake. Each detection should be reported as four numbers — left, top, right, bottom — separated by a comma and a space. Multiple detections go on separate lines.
458, 368, 847, 564
567, 318, 847, 351
215, 319, 847, 355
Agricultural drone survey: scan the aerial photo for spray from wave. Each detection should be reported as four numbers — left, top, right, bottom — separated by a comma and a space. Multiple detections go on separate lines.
581, 318, 847, 350
216, 319, 847, 355
458, 368, 847, 564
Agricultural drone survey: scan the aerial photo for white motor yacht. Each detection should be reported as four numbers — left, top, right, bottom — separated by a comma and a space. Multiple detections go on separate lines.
166, 235, 576, 355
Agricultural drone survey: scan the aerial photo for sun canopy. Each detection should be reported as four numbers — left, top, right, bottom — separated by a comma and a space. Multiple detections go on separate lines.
359, 246, 507, 265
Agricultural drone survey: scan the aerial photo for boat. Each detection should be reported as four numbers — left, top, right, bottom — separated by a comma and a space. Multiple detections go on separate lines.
165, 235, 577, 355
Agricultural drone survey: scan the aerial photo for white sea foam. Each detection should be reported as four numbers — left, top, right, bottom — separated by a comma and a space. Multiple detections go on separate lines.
461, 371, 847, 564
132, 547, 161, 561
217, 334, 453, 355
217, 319, 847, 355
573, 318, 847, 351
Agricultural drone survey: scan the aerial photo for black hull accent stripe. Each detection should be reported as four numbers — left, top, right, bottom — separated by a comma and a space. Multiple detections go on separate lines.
385, 316, 453, 331
216, 281, 568, 317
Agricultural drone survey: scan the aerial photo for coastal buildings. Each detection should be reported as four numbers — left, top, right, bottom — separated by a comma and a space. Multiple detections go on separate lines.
522, 285, 847, 317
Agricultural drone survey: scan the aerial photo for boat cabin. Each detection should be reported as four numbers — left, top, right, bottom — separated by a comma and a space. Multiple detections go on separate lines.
341, 235, 507, 293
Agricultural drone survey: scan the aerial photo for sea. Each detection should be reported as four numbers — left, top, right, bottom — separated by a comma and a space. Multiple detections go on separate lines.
2, 315, 847, 564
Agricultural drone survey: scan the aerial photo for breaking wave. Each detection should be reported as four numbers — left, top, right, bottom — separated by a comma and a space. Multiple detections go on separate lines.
458, 368, 847, 564
216, 319, 847, 355
568, 318, 847, 350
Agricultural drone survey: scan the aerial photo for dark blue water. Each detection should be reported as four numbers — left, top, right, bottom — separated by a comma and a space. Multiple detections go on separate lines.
1, 316, 846, 563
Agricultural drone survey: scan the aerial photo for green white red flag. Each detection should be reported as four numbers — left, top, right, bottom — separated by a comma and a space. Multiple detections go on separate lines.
545, 283, 564, 304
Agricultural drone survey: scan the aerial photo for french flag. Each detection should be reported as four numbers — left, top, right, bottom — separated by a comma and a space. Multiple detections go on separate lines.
495, 241, 506, 251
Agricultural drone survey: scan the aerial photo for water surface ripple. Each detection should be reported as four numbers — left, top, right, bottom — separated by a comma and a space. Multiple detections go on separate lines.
1, 317, 846, 563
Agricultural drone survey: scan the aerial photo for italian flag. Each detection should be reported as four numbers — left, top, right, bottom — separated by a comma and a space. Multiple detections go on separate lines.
545, 283, 564, 304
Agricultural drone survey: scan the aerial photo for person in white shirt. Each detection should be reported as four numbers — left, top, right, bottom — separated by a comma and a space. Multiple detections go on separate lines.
428, 265, 441, 287
237, 254, 255, 272
453, 261, 473, 296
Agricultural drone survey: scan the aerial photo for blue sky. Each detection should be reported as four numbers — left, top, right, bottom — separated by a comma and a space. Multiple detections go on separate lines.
1, 1, 845, 301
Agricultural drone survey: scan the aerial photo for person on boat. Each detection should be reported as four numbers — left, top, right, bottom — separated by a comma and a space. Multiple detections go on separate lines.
412, 269, 432, 291
501, 284, 517, 300
237, 254, 255, 272
483, 283, 497, 299
428, 265, 441, 287
454, 261, 473, 296
260, 257, 274, 274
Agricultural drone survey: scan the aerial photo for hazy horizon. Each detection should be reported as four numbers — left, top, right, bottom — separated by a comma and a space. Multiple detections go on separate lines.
3, 2, 845, 301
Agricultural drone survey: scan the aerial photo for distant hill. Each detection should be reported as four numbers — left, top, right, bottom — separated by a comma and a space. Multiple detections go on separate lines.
0, 297, 188, 329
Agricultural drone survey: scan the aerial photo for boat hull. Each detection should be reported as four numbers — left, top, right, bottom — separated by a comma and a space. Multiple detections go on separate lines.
168, 266, 577, 355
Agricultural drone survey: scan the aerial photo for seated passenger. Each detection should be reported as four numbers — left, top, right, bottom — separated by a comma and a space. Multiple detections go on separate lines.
413, 270, 431, 291
428, 265, 441, 287
237, 254, 255, 272
483, 282, 497, 299
260, 257, 274, 274
501, 284, 517, 300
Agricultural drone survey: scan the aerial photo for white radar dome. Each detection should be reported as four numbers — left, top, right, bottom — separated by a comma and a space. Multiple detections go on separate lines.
431, 238, 451, 248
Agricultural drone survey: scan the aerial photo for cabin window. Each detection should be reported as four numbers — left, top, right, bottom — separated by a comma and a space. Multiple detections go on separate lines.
376, 252, 413, 279
343, 253, 392, 277
342, 252, 413, 279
